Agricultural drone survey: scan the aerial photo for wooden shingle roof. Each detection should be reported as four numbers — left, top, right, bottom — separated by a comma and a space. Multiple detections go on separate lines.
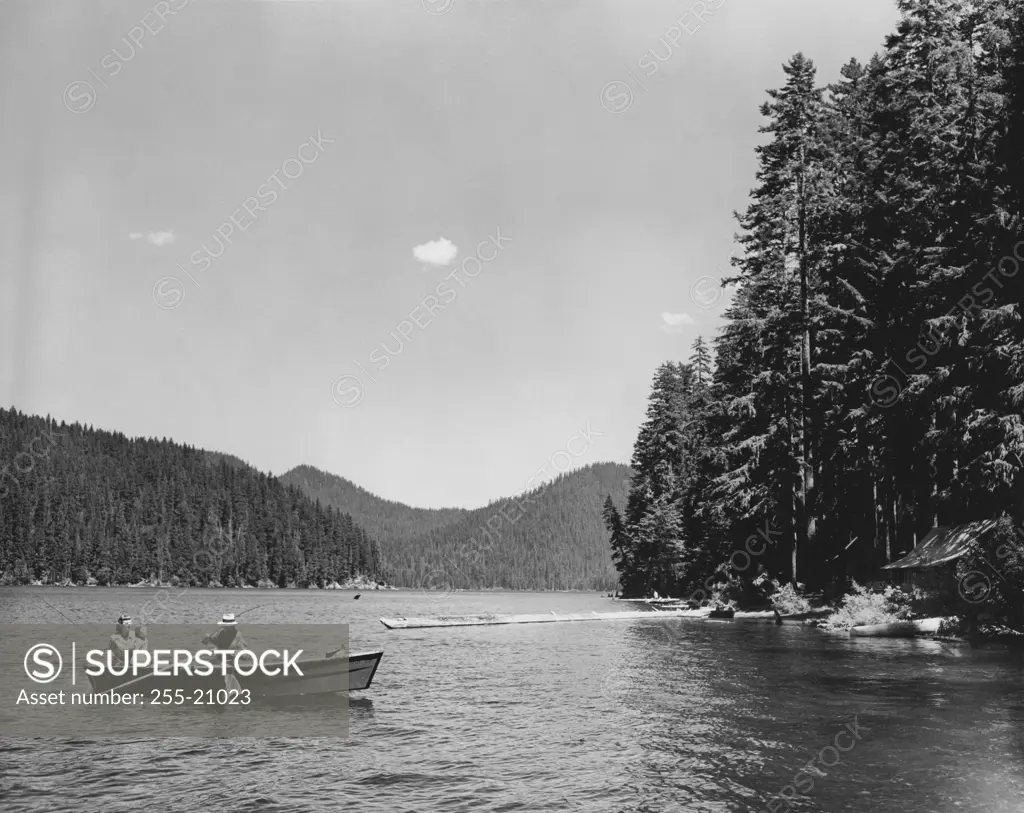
881, 518, 1000, 569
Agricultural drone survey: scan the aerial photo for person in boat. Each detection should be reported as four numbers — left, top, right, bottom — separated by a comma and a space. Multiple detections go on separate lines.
132, 622, 149, 651
200, 613, 248, 652
108, 614, 136, 666
200, 613, 246, 691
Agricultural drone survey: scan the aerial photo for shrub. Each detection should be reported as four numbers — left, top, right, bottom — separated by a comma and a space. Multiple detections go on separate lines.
704, 585, 731, 608
937, 616, 969, 636
695, 574, 775, 609
770, 583, 813, 615
12, 559, 32, 585
955, 517, 1024, 633
821, 582, 914, 631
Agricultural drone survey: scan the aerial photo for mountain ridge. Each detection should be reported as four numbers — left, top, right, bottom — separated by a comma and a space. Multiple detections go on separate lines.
281, 461, 632, 591
0, 405, 630, 591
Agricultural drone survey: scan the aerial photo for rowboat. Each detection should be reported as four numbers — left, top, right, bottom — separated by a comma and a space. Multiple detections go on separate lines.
87, 650, 383, 696
850, 618, 944, 638
707, 608, 735, 620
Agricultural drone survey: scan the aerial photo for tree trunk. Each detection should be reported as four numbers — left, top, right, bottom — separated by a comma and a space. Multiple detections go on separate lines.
784, 358, 799, 584
797, 146, 817, 588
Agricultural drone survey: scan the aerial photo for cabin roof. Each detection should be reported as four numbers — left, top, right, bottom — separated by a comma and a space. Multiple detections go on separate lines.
881, 518, 1000, 569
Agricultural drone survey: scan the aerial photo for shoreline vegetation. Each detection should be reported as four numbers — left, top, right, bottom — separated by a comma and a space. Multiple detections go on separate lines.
601, 0, 1024, 643
612, 588, 1024, 646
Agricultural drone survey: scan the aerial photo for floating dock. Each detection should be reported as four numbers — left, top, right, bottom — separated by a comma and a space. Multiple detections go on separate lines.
613, 597, 685, 606
849, 617, 945, 638
379, 608, 777, 630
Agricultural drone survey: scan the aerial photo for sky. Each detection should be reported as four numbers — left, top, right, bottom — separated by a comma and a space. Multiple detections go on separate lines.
0, 0, 903, 509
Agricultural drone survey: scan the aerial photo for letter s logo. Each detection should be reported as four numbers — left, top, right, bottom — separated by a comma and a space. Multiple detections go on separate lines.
869, 375, 901, 408
600, 81, 633, 113
25, 644, 63, 683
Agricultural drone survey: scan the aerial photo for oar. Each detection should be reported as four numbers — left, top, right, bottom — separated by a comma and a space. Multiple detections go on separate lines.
92, 664, 155, 695
94, 665, 240, 696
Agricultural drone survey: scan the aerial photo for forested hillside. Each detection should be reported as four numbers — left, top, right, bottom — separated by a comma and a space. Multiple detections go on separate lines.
398, 462, 629, 591
285, 462, 631, 591
279, 464, 470, 550
608, 0, 1024, 599
0, 408, 384, 587
0, 407, 630, 591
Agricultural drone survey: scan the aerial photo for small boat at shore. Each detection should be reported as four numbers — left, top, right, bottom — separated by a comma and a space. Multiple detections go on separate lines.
87, 650, 383, 696
849, 618, 944, 638
708, 608, 735, 620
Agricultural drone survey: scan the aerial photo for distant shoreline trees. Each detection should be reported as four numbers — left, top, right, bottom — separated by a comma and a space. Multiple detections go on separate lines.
0, 408, 384, 588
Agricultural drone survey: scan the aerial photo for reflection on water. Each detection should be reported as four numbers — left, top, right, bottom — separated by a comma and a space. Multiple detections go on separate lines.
2, 588, 1024, 812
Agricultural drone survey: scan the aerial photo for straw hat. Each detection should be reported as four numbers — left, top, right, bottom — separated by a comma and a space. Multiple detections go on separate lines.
217, 613, 237, 626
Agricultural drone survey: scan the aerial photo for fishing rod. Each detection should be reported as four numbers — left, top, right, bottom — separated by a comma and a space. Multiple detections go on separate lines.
234, 602, 272, 619
28, 591, 89, 629
230, 601, 345, 658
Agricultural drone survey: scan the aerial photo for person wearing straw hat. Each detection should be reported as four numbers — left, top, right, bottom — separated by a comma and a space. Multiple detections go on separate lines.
200, 612, 249, 653
200, 613, 247, 692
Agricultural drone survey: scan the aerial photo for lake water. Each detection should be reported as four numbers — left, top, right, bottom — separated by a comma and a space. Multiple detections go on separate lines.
2, 587, 1023, 812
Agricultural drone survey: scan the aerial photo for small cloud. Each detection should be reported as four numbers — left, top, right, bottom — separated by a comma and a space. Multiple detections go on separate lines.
147, 231, 176, 247
660, 312, 694, 334
413, 237, 458, 266
129, 231, 176, 246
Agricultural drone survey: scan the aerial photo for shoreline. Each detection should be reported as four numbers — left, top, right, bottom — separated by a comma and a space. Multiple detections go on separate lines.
3, 580, 399, 591
0, 582, 615, 593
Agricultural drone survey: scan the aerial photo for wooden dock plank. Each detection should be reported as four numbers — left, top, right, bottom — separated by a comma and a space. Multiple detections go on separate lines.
379, 608, 779, 629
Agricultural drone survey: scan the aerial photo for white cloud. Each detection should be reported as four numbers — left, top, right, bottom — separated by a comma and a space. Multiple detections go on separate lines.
129, 231, 176, 247
660, 312, 694, 334
413, 237, 458, 266
147, 231, 176, 247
